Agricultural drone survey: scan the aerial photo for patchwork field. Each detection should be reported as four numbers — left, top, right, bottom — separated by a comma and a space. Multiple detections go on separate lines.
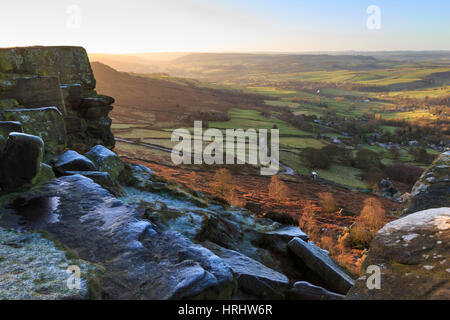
94, 53, 449, 193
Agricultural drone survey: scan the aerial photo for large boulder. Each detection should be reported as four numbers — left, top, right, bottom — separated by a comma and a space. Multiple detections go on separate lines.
203, 241, 290, 299
0, 46, 115, 151
346, 208, 450, 300
54, 150, 96, 174
85, 145, 124, 181
0, 175, 236, 299
288, 237, 355, 294
0, 132, 44, 191
404, 151, 449, 214
64, 170, 124, 197
3, 107, 66, 158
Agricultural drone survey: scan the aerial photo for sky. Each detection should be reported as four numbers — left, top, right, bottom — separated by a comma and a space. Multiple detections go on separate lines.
1, 0, 449, 53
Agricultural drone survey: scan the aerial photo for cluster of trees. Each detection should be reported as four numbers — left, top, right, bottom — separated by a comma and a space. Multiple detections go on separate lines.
409, 147, 435, 164
384, 162, 424, 185
301, 145, 353, 170
279, 110, 317, 132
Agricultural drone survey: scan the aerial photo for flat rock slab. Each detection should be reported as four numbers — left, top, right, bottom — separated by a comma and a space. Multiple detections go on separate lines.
346, 208, 450, 300
288, 237, 354, 294
0, 175, 235, 300
203, 241, 290, 299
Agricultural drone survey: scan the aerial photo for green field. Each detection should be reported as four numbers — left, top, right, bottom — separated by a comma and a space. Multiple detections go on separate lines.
110, 54, 448, 191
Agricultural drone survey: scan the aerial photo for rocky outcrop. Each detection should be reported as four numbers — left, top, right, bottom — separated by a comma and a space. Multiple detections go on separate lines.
0, 46, 115, 156
0, 175, 236, 300
346, 208, 450, 300
404, 151, 450, 214
0, 46, 95, 87
288, 237, 355, 294
130, 178, 310, 282
6, 45, 436, 301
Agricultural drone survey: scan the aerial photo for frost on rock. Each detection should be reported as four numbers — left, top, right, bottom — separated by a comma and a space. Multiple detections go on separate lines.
0, 227, 99, 300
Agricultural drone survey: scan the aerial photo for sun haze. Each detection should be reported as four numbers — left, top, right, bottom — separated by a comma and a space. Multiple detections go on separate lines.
0, 0, 449, 53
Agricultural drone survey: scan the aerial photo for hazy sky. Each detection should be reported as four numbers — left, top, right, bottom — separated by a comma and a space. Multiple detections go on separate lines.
1, 0, 449, 53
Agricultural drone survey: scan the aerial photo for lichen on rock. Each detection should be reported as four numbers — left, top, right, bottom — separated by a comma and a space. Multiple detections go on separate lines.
346, 207, 450, 300
0, 46, 115, 152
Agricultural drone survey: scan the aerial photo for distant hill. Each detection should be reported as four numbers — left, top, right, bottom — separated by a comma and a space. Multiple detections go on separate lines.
90, 52, 450, 89
89, 52, 190, 74
91, 62, 266, 124
89, 52, 385, 82
89, 54, 158, 73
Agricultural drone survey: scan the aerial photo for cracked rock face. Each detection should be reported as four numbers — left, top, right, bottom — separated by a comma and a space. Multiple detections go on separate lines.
404, 151, 450, 215
346, 208, 450, 300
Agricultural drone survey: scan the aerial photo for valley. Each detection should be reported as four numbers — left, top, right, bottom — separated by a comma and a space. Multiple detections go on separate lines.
91, 52, 449, 274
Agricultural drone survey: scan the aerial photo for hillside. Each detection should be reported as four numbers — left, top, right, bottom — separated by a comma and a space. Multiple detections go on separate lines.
91, 62, 267, 124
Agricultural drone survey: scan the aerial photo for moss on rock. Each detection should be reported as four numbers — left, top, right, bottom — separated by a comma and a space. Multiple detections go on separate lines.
3, 107, 67, 158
